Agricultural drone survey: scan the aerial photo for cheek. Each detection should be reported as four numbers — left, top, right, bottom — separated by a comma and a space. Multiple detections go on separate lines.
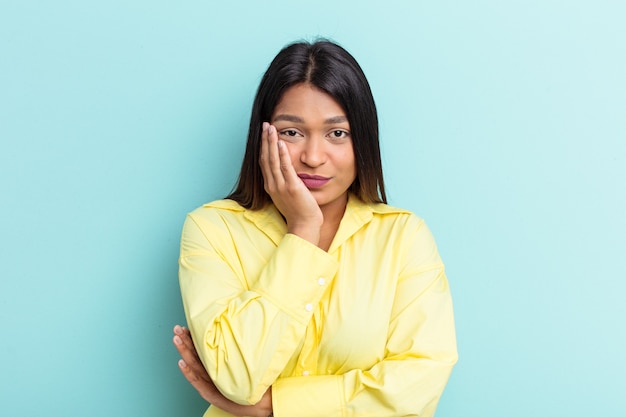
342, 149, 357, 175
284, 143, 299, 163
348, 159, 357, 180
343, 154, 355, 169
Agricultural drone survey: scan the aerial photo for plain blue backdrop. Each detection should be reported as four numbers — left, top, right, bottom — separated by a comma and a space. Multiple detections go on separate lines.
1, 1, 625, 416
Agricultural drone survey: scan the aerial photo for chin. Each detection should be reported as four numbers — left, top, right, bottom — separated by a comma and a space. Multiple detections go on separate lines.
313, 192, 348, 208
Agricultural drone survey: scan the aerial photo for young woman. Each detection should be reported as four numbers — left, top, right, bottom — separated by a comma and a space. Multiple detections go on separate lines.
173, 40, 457, 417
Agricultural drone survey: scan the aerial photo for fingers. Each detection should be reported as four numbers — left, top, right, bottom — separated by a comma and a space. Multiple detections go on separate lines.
277, 138, 299, 186
259, 122, 270, 189
173, 325, 195, 352
173, 325, 220, 404
267, 125, 285, 187
260, 123, 289, 193
172, 325, 206, 377
178, 358, 218, 404
259, 123, 274, 192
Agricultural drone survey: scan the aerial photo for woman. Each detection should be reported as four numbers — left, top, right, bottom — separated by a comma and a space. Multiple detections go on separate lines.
173, 39, 457, 417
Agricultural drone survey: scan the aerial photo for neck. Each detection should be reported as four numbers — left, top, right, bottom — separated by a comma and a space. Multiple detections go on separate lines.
318, 193, 349, 251
319, 193, 349, 225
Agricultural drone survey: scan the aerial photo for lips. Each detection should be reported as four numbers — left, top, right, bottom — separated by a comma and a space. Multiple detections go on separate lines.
298, 173, 331, 189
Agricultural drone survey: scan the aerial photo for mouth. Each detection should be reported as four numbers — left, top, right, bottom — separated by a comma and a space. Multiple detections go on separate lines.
297, 173, 331, 189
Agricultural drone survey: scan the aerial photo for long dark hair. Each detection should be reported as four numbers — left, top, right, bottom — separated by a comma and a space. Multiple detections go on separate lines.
227, 39, 387, 209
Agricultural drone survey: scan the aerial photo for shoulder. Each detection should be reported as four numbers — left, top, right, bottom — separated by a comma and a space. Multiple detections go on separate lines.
182, 199, 248, 236
376, 205, 428, 239
351, 197, 425, 230
354, 199, 436, 246
184, 199, 282, 238
370, 202, 421, 221
186, 199, 247, 222
181, 200, 264, 250
191, 199, 246, 215
367, 203, 443, 267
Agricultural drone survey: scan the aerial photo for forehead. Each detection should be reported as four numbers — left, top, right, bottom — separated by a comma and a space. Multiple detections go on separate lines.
272, 83, 347, 122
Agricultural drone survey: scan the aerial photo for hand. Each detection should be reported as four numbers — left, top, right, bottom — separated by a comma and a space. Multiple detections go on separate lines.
173, 325, 273, 417
173, 324, 219, 403
260, 122, 323, 245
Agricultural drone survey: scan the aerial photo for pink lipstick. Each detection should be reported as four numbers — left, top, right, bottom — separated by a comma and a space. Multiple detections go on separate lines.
298, 173, 331, 189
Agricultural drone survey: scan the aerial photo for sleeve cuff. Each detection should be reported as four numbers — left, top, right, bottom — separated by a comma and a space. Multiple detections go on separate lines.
254, 234, 339, 324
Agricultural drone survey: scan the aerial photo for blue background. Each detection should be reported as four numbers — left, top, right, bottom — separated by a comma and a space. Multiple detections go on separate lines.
1, 1, 624, 416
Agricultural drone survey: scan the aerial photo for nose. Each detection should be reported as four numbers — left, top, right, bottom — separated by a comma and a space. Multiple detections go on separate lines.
300, 137, 327, 168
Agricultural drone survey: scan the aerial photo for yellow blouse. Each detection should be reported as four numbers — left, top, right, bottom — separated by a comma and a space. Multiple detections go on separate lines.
179, 194, 457, 417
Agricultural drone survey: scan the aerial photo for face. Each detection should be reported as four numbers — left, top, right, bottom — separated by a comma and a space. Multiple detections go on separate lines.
271, 83, 356, 212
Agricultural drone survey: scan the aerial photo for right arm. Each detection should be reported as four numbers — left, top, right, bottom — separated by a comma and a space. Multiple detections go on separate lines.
179, 214, 337, 405
179, 123, 330, 406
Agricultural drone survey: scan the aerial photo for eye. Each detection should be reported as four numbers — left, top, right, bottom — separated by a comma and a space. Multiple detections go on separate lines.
328, 130, 350, 140
279, 129, 301, 137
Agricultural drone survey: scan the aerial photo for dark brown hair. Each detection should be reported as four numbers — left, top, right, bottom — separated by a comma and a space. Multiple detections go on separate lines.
227, 39, 387, 209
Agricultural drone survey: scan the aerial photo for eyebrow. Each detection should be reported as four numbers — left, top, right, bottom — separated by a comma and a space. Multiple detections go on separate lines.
273, 114, 349, 124
324, 115, 348, 124
273, 114, 304, 123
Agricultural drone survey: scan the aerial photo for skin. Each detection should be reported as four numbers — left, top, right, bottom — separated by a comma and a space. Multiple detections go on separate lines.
174, 83, 356, 415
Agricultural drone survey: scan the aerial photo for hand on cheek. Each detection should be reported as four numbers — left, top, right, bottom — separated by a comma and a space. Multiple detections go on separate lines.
260, 122, 323, 245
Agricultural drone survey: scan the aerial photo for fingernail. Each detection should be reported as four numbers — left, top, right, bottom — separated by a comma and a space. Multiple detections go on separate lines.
174, 325, 182, 335
262, 122, 269, 131
278, 140, 284, 149
174, 335, 182, 345
268, 125, 274, 134
179, 359, 187, 368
